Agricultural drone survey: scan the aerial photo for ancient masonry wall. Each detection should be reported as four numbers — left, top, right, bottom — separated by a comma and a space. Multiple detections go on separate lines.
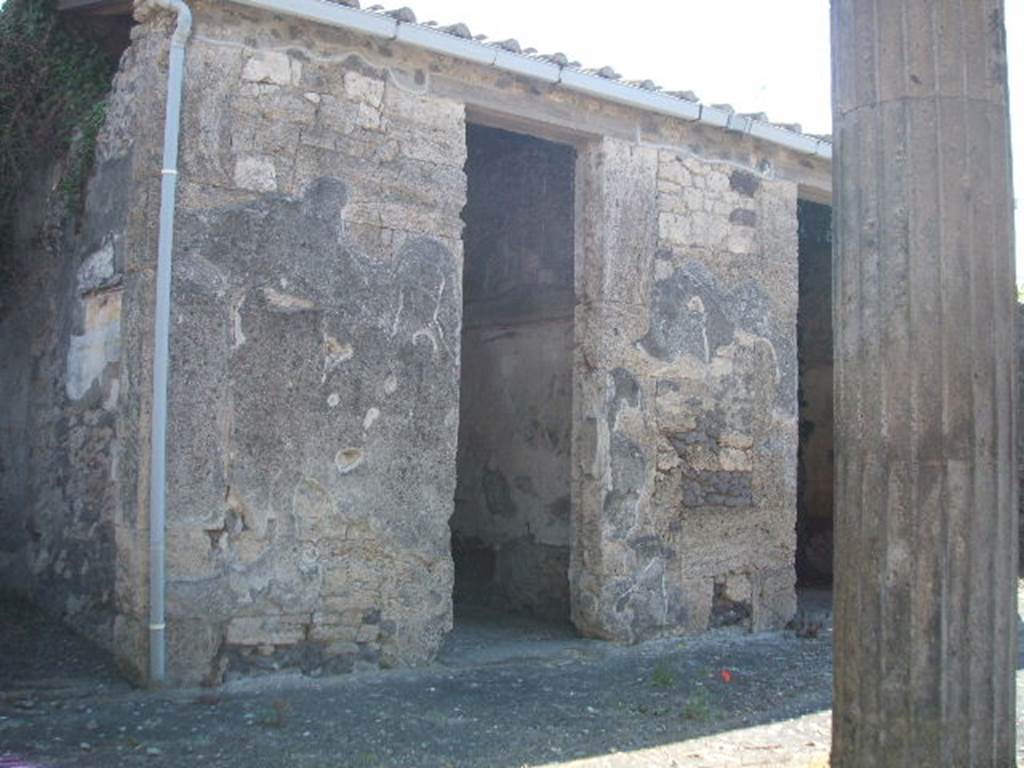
0, 162, 123, 648
452, 125, 575, 622
571, 139, 800, 640
2, 0, 830, 684
0, 13, 168, 677
157, 2, 466, 684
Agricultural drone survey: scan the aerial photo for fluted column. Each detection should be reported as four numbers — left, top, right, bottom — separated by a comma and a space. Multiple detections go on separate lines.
831, 1, 1017, 765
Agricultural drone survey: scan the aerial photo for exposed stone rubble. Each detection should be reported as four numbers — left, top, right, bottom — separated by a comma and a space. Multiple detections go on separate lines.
1, 0, 834, 686
570, 142, 799, 642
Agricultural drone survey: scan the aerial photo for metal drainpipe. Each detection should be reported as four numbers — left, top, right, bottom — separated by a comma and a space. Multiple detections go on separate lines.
146, 0, 192, 686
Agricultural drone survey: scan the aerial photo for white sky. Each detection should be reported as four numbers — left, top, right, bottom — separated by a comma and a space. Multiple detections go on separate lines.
408, 0, 1024, 286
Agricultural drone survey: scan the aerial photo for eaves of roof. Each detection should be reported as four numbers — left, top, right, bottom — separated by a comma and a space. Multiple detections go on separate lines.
60, 0, 834, 160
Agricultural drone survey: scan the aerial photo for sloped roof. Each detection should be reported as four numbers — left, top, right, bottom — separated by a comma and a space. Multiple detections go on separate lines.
319, 1, 833, 158
61, 0, 833, 159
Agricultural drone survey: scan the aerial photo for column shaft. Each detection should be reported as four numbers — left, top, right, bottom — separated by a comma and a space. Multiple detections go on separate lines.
831, 1, 1017, 765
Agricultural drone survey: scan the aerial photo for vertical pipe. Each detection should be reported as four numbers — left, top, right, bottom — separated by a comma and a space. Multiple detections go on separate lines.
147, 0, 191, 686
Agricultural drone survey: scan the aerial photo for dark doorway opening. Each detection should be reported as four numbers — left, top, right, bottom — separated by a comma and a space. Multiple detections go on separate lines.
796, 200, 834, 587
451, 123, 576, 628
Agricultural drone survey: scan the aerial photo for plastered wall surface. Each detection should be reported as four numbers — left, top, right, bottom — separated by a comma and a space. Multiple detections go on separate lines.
571, 141, 800, 641
0, 15, 169, 679
2, 0, 832, 684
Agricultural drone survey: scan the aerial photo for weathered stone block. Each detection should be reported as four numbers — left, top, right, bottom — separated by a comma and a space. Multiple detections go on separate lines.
681, 470, 754, 508
241, 50, 302, 87
233, 155, 277, 192
226, 615, 308, 646
578, 138, 659, 307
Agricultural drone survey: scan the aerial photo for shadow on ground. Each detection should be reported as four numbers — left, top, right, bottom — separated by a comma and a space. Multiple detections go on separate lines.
0, 590, 845, 767
7, 586, 1024, 766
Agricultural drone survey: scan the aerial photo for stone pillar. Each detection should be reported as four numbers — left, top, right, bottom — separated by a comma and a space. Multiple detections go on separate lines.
831, 1, 1017, 765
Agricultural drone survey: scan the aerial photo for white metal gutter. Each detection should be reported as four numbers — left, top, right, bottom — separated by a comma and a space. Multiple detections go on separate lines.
229, 0, 832, 161
143, 0, 192, 686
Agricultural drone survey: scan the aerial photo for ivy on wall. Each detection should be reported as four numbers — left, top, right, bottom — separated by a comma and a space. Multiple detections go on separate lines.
0, 0, 118, 284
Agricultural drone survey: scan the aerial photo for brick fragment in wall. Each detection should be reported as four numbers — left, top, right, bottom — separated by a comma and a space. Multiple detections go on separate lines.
681, 469, 754, 508
729, 208, 757, 227
729, 170, 761, 197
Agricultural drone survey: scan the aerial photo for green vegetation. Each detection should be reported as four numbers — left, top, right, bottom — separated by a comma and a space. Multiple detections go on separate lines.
649, 657, 677, 688
0, 0, 117, 281
680, 685, 714, 722
257, 699, 291, 728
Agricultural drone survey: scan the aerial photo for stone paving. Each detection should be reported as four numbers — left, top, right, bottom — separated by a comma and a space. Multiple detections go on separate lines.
0, 591, 1021, 767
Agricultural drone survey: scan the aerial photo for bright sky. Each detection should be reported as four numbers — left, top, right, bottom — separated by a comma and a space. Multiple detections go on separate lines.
408, 0, 1024, 286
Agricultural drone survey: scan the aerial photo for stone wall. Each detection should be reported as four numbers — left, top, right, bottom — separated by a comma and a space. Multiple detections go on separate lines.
106, 0, 817, 673
0, 14, 165, 675
0, 161, 122, 650
452, 125, 575, 622
154, 1, 466, 684
571, 141, 800, 641
3, 0, 832, 685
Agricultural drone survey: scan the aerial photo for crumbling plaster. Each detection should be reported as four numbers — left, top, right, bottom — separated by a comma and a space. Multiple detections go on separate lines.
0, 13, 168, 674
570, 139, 801, 641
2, 0, 832, 685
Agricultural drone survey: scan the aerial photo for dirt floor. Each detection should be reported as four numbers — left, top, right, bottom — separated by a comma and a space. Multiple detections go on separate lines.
0, 590, 1020, 767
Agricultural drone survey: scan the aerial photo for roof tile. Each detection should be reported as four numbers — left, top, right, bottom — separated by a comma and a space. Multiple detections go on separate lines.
494, 38, 522, 53
385, 6, 416, 23
439, 22, 472, 39
313, 1, 824, 147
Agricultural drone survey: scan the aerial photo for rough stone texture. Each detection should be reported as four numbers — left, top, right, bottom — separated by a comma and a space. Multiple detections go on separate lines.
0, 10, 171, 680
160, 0, 813, 673
571, 138, 799, 643
151, 1, 466, 685
831, 1, 1017, 764
796, 200, 834, 583
452, 125, 574, 623
0, 162, 122, 653
4, 0, 834, 686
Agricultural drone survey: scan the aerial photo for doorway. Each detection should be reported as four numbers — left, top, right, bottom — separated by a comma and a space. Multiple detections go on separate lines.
451, 123, 576, 627
796, 199, 834, 587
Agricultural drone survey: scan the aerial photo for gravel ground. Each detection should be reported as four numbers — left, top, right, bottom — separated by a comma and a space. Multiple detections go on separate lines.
0, 591, 1020, 767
